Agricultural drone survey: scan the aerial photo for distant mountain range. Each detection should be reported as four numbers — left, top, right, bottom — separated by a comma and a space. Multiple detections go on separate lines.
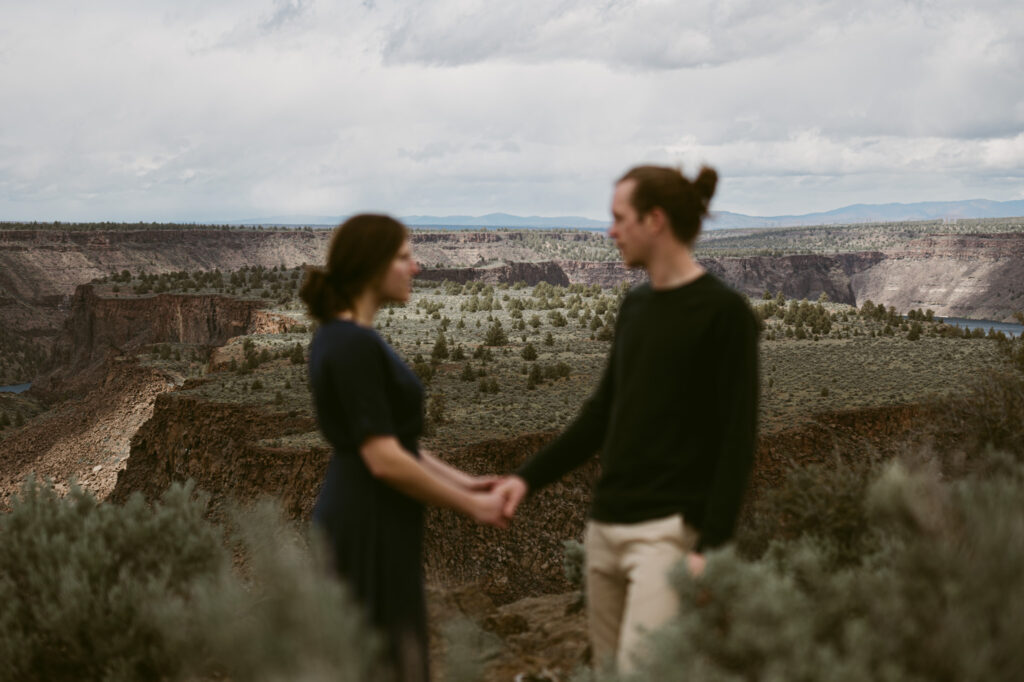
228, 199, 1024, 230
707, 199, 1024, 229
225, 212, 607, 228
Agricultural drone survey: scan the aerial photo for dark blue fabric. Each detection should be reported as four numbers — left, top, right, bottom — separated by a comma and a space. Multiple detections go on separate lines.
308, 319, 428, 680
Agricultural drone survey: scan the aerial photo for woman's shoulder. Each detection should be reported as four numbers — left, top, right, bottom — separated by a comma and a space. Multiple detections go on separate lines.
316, 319, 388, 357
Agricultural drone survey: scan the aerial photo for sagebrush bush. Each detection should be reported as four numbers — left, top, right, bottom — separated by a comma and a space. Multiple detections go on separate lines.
937, 370, 1024, 466
0, 478, 224, 681
623, 456, 1024, 682
0, 479, 380, 682
438, 616, 504, 682
736, 453, 882, 566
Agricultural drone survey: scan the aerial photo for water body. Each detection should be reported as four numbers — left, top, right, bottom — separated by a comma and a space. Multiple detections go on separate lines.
939, 318, 1023, 339
0, 383, 31, 394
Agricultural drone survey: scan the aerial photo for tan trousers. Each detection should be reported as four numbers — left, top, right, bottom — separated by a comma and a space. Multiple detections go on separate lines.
584, 514, 699, 676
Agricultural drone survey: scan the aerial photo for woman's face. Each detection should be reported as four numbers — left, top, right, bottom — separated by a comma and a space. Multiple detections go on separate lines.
378, 239, 420, 303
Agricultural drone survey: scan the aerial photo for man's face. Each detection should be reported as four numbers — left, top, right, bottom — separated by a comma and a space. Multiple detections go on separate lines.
608, 179, 651, 268
378, 239, 420, 303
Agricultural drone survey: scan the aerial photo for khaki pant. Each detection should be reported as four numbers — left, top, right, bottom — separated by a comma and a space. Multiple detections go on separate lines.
584, 514, 699, 676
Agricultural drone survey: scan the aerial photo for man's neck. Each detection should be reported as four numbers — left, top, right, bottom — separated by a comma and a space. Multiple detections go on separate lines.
644, 240, 704, 290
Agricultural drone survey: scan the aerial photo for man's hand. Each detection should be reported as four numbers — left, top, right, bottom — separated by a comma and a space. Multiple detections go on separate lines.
468, 489, 509, 529
686, 552, 706, 577
493, 475, 529, 519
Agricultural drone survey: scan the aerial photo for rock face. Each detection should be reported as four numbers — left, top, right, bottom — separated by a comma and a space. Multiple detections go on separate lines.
700, 253, 886, 305
0, 228, 327, 382
0, 229, 329, 304
847, 235, 1024, 320
107, 393, 322, 518
0, 358, 177, 510
104, 374, 936, 605
418, 261, 572, 287
35, 285, 292, 399
556, 260, 647, 288
108, 395, 594, 603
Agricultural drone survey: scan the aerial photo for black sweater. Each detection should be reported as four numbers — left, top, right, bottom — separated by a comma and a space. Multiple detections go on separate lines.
516, 273, 759, 551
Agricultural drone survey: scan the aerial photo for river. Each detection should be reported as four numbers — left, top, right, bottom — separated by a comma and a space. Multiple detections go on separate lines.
939, 317, 1023, 339
0, 383, 32, 394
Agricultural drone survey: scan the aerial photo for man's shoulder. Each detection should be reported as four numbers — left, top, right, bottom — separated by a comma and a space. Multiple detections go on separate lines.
695, 275, 758, 326
625, 281, 653, 299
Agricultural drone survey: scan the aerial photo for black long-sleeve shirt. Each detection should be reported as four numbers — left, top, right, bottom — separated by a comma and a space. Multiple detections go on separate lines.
516, 273, 759, 551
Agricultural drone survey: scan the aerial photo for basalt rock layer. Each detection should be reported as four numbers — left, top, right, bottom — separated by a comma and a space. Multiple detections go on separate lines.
105, 381, 937, 604
34, 285, 294, 400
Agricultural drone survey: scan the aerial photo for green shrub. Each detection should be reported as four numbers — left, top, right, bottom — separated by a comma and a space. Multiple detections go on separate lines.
625, 458, 1024, 682
736, 454, 881, 566
563, 539, 585, 589
0, 479, 224, 681
431, 333, 449, 360
0, 479, 381, 682
483, 321, 508, 346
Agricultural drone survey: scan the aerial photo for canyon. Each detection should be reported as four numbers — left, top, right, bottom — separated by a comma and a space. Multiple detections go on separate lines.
4, 228, 1022, 358
2, 223, 1022, 679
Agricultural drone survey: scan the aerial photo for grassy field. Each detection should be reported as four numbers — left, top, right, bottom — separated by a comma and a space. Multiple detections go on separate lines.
153, 275, 1019, 454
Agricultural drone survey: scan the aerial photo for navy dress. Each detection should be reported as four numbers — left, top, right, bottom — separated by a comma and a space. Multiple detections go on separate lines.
309, 319, 428, 681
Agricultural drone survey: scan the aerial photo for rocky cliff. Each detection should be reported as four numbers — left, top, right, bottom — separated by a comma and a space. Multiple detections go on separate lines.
848, 234, 1024, 320
4, 227, 1023, 386
35, 286, 293, 399
418, 261, 571, 287
0, 228, 326, 383
106, 382, 937, 604
700, 252, 887, 305
0, 229, 329, 304
107, 390, 593, 603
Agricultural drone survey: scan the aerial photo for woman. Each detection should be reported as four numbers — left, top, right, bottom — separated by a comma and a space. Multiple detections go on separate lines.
300, 214, 507, 681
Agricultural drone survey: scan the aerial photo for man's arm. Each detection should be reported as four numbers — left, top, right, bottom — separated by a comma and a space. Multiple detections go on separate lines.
513, 348, 615, 497
695, 300, 759, 553
498, 367, 613, 518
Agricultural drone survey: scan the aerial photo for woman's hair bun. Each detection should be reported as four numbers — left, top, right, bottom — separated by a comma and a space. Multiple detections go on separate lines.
299, 266, 338, 324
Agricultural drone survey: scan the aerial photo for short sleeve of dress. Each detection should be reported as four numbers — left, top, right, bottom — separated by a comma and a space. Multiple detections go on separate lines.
327, 329, 397, 448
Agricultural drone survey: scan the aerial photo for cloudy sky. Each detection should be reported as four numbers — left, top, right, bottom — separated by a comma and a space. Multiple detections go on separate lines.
1, 0, 1021, 222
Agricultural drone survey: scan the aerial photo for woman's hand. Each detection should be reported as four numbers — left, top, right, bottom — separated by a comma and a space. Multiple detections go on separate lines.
465, 474, 501, 492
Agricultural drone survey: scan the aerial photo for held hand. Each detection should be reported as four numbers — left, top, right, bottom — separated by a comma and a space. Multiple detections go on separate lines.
686, 552, 706, 577
469, 489, 509, 529
493, 476, 528, 519
466, 474, 501, 492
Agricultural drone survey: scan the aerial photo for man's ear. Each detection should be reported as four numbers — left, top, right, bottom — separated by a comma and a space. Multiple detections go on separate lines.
644, 206, 669, 235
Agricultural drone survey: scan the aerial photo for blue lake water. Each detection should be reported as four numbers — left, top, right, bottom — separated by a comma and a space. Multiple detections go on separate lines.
0, 383, 31, 394
939, 318, 1023, 339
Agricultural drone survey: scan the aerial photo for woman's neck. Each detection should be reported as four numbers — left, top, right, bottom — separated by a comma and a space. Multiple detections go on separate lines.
338, 289, 379, 326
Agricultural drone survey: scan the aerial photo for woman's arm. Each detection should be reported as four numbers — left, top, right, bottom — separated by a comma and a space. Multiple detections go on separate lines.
360, 436, 506, 527
419, 449, 499, 491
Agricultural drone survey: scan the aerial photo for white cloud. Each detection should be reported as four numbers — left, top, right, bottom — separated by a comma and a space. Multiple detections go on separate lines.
0, 0, 1021, 221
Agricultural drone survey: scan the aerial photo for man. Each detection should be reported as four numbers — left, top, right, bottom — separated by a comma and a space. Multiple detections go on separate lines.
496, 164, 759, 675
